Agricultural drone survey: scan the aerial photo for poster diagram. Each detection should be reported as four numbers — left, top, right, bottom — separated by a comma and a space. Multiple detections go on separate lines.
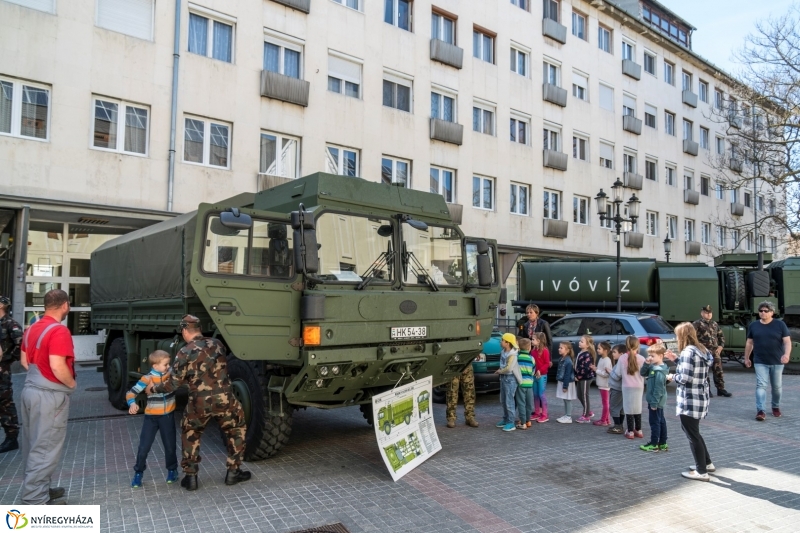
372, 375, 441, 481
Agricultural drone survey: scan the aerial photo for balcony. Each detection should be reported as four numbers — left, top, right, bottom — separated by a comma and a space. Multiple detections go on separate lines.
269, 0, 310, 12
543, 83, 567, 107
542, 18, 567, 44
622, 115, 642, 135
729, 115, 743, 129
682, 90, 698, 108
685, 241, 701, 255
429, 118, 463, 145
543, 149, 568, 171
622, 59, 642, 80
430, 39, 463, 69
684, 189, 700, 205
543, 219, 569, 239
260, 70, 310, 107
447, 203, 463, 225
729, 157, 743, 172
683, 139, 699, 156
731, 203, 745, 216
257, 173, 294, 192
623, 172, 643, 190
624, 232, 644, 248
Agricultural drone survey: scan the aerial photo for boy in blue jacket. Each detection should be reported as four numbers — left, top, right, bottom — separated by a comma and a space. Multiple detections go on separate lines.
640, 344, 670, 452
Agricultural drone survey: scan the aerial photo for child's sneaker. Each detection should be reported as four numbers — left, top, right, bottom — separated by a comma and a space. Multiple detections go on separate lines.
530, 413, 539, 421
496, 420, 506, 428
593, 420, 610, 426
634, 430, 644, 439
131, 472, 143, 488
537, 415, 549, 423
526, 421, 532, 428
658, 444, 669, 452
556, 416, 572, 424
625, 431, 635, 439
588, 412, 595, 419
515, 423, 528, 430
639, 444, 659, 452
502, 423, 516, 432
576, 416, 591, 423
166, 470, 179, 484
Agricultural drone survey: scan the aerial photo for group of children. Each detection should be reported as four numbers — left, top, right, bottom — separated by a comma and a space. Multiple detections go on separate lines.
496, 332, 673, 452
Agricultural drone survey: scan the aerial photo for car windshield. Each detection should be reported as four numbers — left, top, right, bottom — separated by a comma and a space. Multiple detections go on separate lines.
638, 316, 674, 334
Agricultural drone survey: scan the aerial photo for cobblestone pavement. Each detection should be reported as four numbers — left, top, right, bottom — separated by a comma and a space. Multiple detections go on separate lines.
1, 365, 799, 532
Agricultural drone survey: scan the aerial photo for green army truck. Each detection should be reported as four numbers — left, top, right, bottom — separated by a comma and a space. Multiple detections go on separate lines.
377, 396, 414, 435
91, 173, 502, 460
512, 253, 800, 370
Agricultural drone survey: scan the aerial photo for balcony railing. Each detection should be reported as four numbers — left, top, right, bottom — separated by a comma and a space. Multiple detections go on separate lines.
269, 0, 310, 12
430, 39, 463, 69
623, 172, 643, 190
684, 189, 700, 205
622, 115, 642, 135
543, 83, 567, 107
683, 139, 699, 156
429, 118, 463, 145
447, 203, 463, 225
729, 157, 743, 172
682, 90, 698, 108
542, 18, 567, 44
685, 241, 701, 255
622, 59, 642, 80
543, 149, 568, 171
731, 202, 745, 216
624, 232, 644, 248
257, 173, 294, 192
260, 70, 310, 107
543, 219, 569, 239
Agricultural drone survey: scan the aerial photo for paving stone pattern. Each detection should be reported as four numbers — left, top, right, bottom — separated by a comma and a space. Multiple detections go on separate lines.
1, 366, 799, 532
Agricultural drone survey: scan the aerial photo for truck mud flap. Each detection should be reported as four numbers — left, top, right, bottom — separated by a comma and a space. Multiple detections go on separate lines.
267, 375, 289, 417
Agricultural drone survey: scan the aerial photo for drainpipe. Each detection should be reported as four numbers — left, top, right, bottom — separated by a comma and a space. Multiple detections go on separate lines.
167, 0, 182, 211
12, 206, 29, 323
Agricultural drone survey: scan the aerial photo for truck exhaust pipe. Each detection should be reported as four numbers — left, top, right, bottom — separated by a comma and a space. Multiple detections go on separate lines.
757, 251, 764, 271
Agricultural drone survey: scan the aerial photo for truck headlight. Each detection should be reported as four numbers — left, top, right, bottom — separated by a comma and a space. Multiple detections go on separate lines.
315, 379, 324, 388
319, 366, 329, 377
332, 365, 340, 375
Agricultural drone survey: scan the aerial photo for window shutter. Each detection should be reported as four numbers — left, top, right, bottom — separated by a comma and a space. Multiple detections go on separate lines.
97, 0, 154, 41
645, 103, 657, 116
623, 94, 636, 110
4, 0, 55, 13
599, 142, 614, 160
599, 84, 614, 111
572, 72, 587, 90
328, 55, 361, 84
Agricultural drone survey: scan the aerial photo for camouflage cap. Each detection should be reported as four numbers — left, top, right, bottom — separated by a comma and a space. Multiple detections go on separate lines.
180, 314, 201, 329
701, 305, 713, 313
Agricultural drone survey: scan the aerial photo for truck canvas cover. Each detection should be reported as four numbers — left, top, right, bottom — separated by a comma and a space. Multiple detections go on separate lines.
90, 211, 198, 303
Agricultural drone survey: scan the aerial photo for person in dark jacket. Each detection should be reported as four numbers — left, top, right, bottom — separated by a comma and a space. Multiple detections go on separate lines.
519, 304, 552, 354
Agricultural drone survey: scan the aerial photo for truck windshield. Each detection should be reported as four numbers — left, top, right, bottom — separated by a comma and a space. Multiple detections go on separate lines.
202, 215, 294, 277
316, 213, 394, 283
402, 225, 463, 286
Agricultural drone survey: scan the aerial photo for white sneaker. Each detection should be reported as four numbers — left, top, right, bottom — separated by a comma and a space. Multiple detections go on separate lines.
557, 416, 573, 424
688, 463, 716, 472
681, 470, 710, 481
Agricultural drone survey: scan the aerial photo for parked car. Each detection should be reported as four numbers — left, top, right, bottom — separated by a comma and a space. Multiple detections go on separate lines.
433, 330, 502, 403
548, 313, 677, 376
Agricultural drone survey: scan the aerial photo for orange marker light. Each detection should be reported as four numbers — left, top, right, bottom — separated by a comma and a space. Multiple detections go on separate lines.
476, 321, 481, 335
303, 326, 321, 346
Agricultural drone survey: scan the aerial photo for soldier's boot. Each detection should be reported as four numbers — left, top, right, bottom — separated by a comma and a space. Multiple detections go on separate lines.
465, 417, 479, 428
717, 389, 732, 397
446, 419, 456, 428
180, 475, 198, 491
225, 468, 252, 486
0, 436, 18, 453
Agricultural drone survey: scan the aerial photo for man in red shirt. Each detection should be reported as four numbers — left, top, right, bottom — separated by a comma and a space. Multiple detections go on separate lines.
19, 289, 75, 505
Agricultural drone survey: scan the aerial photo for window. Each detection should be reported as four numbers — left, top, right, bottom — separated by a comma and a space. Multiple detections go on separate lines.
510, 116, 528, 144
472, 176, 495, 210
384, 0, 412, 31
745, 232, 753, 251
328, 54, 361, 98
573, 196, 589, 225
731, 229, 740, 249
644, 104, 656, 128
684, 173, 693, 191
381, 156, 410, 186
701, 176, 710, 196
572, 11, 586, 40
511, 0, 529, 11
623, 152, 636, 173
183, 116, 230, 169
771, 237, 778, 254
621, 41, 634, 61
573, 135, 588, 161
699, 80, 708, 103
510, 47, 528, 76
715, 136, 725, 155
716, 226, 725, 247
431, 91, 455, 122
260, 131, 299, 178
700, 127, 709, 149
599, 84, 614, 111
543, 126, 560, 151
646, 212, 658, 236
97, 0, 154, 40
473, 29, 494, 63
744, 191, 752, 208
682, 71, 692, 92
0, 77, 50, 140
667, 215, 677, 240
644, 52, 656, 75
543, 190, 561, 220
757, 195, 765, 212
572, 71, 588, 101
683, 119, 693, 141
91, 97, 149, 155
473, 103, 495, 135
431, 12, 455, 44
731, 188, 739, 204
5, 0, 55, 14
623, 94, 636, 117
598, 25, 612, 53
645, 159, 657, 181
599, 142, 613, 169
665, 111, 675, 135
758, 235, 765, 252
264, 33, 302, 79
769, 198, 776, 214
510, 183, 529, 215
665, 165, 675, 186
543, 61, 560, 86
544, 0, 560, 22
664, 61, 674, 85
430, 167, 455, 203
383, 73, 412, 112
326, 144, 359, 176
188, 10, 234, 63
701, 222, 711, 245
715, 183, 724, 200
714, 89, 724, 110
202, 217, 294, 278
332, 0, 361, 10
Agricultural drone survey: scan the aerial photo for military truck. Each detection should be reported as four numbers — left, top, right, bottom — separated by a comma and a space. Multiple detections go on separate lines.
377, 396, 414, 435
91, 173, 502, 460
512, 253, 800, 370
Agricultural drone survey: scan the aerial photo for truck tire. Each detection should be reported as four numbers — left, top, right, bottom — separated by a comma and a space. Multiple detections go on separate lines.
404, 414, 411, 425
725, 271, 746, 310
432, 385, 447, 404
359, 403, 374, 426
105, 338, 130, 411
383, 421, 391, 435
226, 355, 292, 461
790, 327, 800, 343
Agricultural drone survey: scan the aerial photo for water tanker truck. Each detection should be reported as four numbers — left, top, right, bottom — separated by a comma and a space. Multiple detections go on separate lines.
512, 253, 800, 370
91, 173, 502, 460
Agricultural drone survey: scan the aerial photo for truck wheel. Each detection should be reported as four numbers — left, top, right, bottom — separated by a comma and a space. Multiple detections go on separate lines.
384, 422, 391, 435
105, 338, 130, 411
226, 355, 292, 461
789, 328, 800, 343
724, 271, 746, 310
432, 385, 447, 404
359, 403, 374, 426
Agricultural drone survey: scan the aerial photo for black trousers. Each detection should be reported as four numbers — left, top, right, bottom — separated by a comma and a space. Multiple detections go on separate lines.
680, 414, 712, 474
135, 412, 178, 473
576, 380, 591, 417
625, 414, 641, 432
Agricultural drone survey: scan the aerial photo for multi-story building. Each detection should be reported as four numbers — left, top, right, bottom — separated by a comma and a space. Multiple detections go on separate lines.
0, 0, 784, 356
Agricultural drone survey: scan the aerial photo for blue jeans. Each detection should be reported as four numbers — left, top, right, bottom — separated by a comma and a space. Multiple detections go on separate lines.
515, 386, 533, 423
648, 407, 667, 445
754, 364, 784, 412
499, 376, 518, 425
134, 412, 178, 473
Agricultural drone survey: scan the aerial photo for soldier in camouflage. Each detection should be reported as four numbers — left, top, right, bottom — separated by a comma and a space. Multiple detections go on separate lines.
0, 296, 23, 454
148, 315, 251, 490
693, 305, 732, 397
446, 364, 479, 428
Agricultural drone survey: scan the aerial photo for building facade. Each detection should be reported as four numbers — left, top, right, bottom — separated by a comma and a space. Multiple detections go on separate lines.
0, 0, 784, 355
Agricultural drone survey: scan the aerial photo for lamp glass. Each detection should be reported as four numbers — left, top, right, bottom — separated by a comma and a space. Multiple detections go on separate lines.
612, 179, 624, 202
663, 238, 672, 253
628, 195, 641, 218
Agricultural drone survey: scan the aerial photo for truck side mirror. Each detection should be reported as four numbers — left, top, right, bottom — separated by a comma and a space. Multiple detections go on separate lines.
219, 208, 252, 230
477, 255, 492, 286
475, 240, 489, 254
293, 229, 319, 274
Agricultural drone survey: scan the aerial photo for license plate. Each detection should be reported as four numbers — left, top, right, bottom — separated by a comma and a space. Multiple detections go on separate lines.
666, 341, 677, 352
391, 326, 427, 339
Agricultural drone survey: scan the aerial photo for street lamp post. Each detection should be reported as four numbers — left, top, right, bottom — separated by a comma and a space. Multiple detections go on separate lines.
663, 236, 672, 263
596, 178, 640, 313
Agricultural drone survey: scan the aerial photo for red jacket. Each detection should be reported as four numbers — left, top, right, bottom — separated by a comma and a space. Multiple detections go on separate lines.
531, 347, 550, 376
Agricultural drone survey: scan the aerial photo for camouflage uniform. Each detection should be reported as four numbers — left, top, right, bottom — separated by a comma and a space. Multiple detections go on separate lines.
446, 365, 477, 426
0, 313, 23, 440
156, 335, 246, 474
693, 318, 726, 392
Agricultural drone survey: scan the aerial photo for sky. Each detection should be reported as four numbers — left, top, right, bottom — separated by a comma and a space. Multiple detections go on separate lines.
660, 0, 797, 76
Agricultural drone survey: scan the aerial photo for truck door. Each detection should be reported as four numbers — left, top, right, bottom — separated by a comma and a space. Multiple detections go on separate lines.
191, 204, 301, 361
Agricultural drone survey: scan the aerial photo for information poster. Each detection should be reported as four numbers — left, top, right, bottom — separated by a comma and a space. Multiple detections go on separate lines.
372, 375, 441, 481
